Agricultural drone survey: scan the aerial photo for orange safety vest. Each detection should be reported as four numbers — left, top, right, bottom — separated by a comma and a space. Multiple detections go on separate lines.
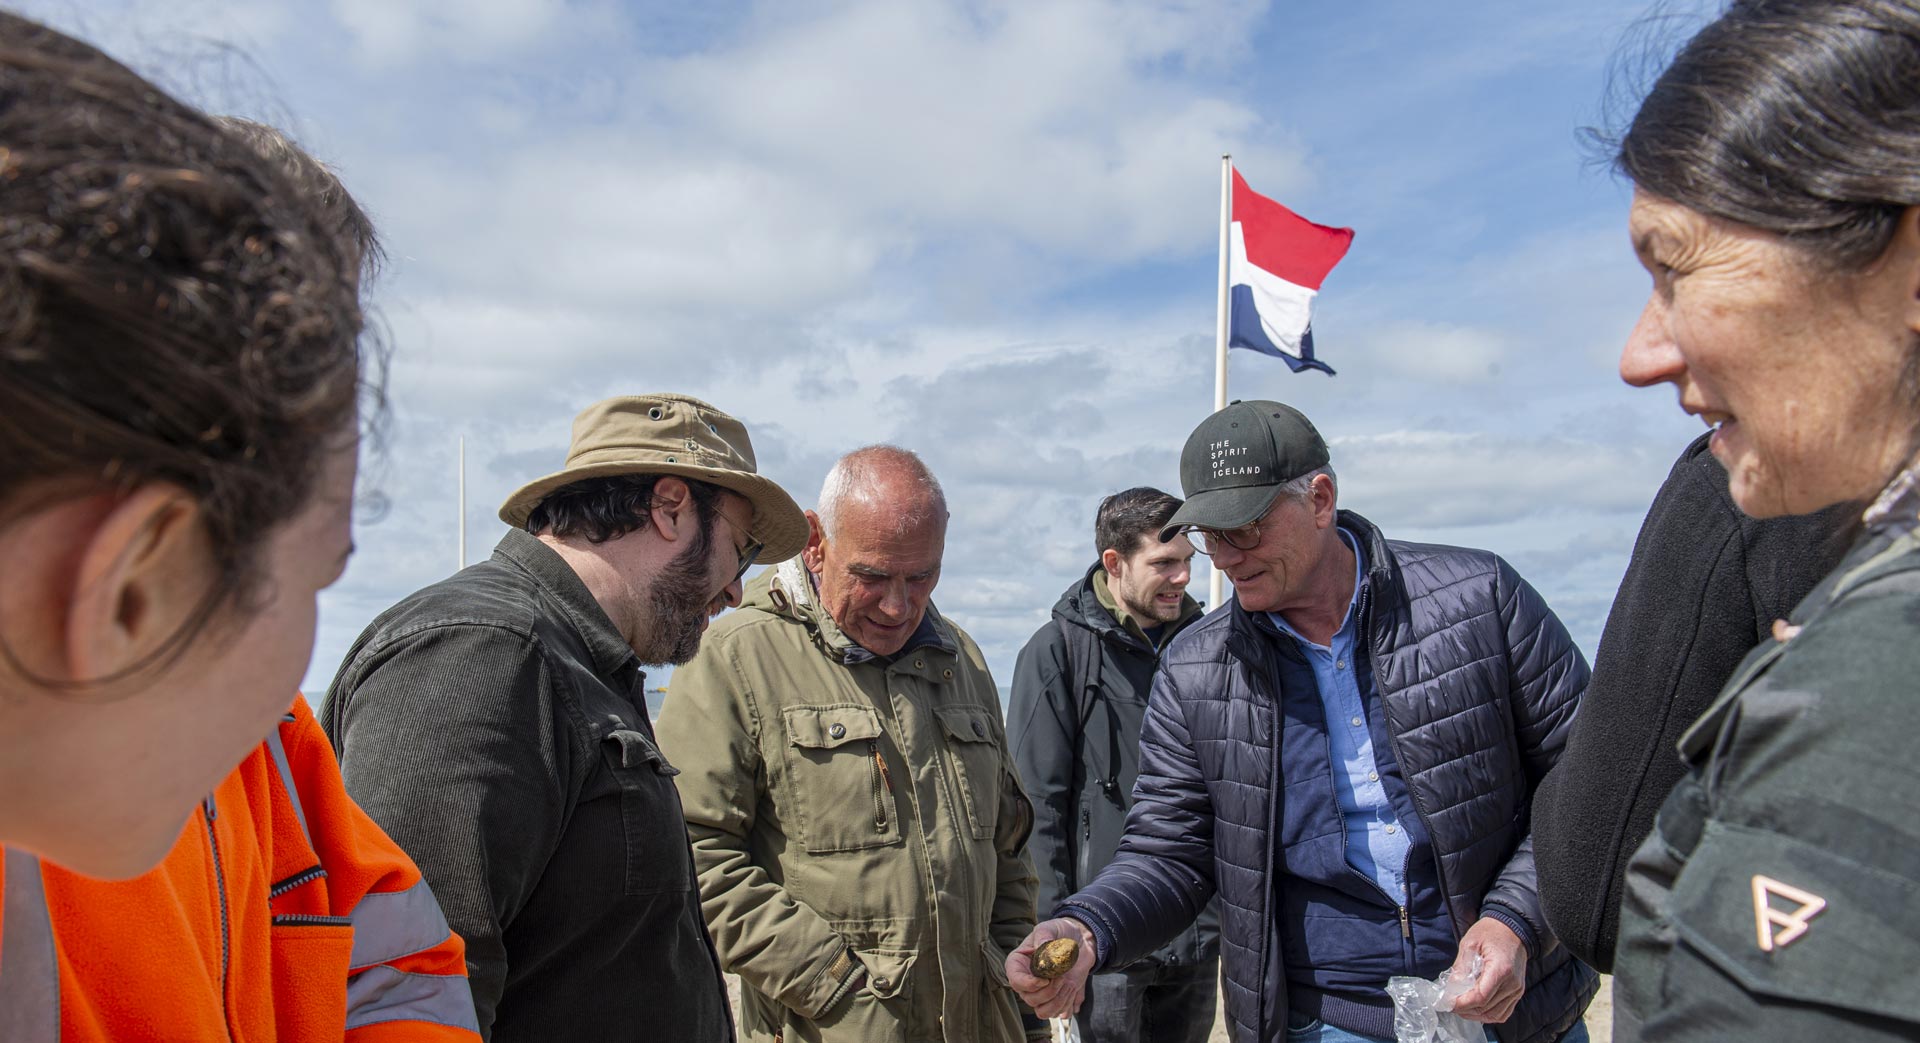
0, 698, 480, 1042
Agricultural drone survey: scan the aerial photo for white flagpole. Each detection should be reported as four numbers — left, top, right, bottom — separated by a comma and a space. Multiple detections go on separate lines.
1210, 154, 1232, 610
457, 435, 467, 572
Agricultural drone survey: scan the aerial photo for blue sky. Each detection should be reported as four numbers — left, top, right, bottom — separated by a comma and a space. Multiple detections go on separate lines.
23, 0, 1722, 695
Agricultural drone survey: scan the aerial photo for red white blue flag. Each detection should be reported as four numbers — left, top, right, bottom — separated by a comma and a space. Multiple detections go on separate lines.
1228, 169, 1354, 375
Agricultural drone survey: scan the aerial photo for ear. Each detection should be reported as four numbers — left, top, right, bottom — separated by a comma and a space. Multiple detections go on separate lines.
65, 485, 214, 683
801, 511, 827, 573
1888, 204, 1920, 335
1311, 474, 1339, 529
648, 476, 695, 544
1100, 547, 1122, 576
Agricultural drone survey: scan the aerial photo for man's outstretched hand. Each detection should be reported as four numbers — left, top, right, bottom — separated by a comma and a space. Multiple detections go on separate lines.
1006, 917, 1098, 1020
1446, 916, 1528, 1023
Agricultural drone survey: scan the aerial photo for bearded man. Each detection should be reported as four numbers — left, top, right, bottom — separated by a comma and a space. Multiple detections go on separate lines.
1007, 487, 1216, 1043
322, 394, 806, 1042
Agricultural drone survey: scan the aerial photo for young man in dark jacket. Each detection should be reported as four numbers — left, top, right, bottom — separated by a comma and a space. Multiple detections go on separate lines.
1009, 487, 1216, 1043
1006, 402, 1597, 1043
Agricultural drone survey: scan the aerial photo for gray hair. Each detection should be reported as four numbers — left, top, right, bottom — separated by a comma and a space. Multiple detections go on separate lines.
1277, 464, 1337, 504
816, 444, 949, 540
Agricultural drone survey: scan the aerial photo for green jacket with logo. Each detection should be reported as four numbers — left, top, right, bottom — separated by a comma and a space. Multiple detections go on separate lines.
657, 560, 1038, 1043
1612, 478, 1920, 1040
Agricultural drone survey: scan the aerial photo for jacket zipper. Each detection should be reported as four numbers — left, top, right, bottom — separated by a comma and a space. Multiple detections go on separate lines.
869, 739, 892, 833
203, 795, 234, 1041
1361, 582, 1462, 946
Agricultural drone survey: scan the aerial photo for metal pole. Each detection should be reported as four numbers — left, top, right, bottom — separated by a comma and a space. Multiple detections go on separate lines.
1210, 154, 1232, 610
457, 435, 467, 572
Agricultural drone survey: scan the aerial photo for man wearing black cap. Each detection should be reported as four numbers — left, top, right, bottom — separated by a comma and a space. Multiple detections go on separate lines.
1005, 402, 1598, 1043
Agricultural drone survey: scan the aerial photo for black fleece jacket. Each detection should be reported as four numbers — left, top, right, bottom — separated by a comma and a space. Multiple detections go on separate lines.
1532, 434, 1850, 972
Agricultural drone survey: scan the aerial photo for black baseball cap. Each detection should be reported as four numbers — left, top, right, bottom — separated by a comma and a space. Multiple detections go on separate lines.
1159, 400, 1330, 540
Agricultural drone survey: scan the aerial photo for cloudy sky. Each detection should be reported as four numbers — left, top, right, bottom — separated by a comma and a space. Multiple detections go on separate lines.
26, 0, 1721, 697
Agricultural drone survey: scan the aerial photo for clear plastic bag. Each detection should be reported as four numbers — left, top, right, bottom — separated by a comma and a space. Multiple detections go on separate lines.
1385, 953, 1483, 1043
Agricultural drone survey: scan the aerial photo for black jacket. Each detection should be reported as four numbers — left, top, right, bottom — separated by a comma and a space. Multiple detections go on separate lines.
1532, 434, 1849, 971
1008, 564, 1217, 969
319, 530, 733, 1042
1058, 511, 1597, 1043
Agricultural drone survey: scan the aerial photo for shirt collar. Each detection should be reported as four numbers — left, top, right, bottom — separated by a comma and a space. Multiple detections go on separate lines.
1268, 526, 1365, 650
493, 528, 641, 679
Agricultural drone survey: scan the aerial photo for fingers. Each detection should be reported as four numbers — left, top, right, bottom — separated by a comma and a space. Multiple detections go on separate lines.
1007, 918, 1097, 1019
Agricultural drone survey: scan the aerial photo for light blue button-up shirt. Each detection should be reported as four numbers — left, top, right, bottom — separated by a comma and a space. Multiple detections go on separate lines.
1269, 527, 1411, 903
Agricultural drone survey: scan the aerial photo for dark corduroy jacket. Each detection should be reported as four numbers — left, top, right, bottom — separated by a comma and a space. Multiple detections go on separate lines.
1532, 434, 1849, 972
320, 530, 733, 1042
1058, 511, 1598, 1043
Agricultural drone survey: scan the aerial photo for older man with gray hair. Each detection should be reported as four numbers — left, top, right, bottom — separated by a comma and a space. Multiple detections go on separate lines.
658, 445, 1040, 1043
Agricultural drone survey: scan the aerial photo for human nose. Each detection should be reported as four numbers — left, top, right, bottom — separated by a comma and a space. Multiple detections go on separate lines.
719, 575, 744, 609
1619, 295, 1684, 388
1171, 562, 1192, 587
1209, 541, 1245, 569
875, 581, 912, 622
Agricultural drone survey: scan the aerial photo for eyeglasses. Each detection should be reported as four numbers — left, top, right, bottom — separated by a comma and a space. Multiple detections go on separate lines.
716, 504, 763, 583
1175, 522, 1262, 557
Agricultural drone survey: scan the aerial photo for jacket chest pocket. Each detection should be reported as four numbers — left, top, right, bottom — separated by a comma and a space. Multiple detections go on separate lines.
781, 705, 901, 854
935, 706, 1003, 841
603, 728, 695, 897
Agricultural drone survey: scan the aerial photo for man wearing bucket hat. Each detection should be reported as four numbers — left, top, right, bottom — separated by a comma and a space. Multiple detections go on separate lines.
321, 394, 806, 1042
1005, 401, 1598, 1043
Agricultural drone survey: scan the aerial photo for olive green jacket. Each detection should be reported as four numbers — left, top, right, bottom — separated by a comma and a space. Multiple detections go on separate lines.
656, 560, 1038, 1043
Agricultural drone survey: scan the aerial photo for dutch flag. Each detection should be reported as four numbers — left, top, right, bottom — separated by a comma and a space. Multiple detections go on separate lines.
1228, 169, 1354, 375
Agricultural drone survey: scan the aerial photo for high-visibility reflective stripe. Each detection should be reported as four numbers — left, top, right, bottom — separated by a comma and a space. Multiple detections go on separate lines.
265, 715, 312, 845
348, 881, 452, 970
344, 966, 480, 1032
1, 849, 58, 1042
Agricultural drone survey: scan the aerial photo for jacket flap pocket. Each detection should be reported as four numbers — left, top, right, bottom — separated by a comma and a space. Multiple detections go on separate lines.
1666, 819, 1920, 1023
855, 948, 917, 999
934, 706, 996, 744
786, 705, 882, 750
605, 728, 679, 776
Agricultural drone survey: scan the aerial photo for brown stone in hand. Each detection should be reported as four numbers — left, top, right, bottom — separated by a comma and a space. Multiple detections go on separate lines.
1032, 937, 1080, 980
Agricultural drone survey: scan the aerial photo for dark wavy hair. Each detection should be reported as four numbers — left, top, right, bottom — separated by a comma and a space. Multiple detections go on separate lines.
1619, 0, 1920, 273
1094, 487, 1183, 558
0, 13, 366, 659
526, 474, 723, 544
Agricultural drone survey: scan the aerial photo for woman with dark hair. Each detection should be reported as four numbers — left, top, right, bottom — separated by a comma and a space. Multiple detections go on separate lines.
1605, 1, 1920, 1039
0, 14, 478, 1039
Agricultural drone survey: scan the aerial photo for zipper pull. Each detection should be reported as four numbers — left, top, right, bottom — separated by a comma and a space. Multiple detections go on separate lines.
870, 739, 891, 833
203, 794, 217, 821
1398, 905, 1411, 939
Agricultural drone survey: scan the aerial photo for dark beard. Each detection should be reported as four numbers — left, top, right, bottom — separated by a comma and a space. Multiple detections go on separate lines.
632, 514, 718, 666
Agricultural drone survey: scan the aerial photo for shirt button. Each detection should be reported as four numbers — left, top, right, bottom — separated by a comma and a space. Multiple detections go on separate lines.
1385, 824, 1398, 835
972, 720, 986, 737
1350, 716, 1363, 728
1368, 771, 1379, 782
829, 723, 846, 739
1336, 659, 1347, 670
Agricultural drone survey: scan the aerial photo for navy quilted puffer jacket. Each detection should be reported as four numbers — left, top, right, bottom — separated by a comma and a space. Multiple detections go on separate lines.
1058, 511, 1598, 1043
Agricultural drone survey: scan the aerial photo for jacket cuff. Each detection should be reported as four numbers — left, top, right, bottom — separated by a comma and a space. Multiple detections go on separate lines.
800, 945, 866, 1018
1479, 903, 1540, 961
1052, 902, 1114, 972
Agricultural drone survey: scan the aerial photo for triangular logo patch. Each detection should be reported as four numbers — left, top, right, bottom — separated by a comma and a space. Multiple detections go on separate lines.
1752, 874, 1826, 952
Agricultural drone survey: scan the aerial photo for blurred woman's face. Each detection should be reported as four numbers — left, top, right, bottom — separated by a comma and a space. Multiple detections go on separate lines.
0, 438, 357, 878
1620, 190, 1920, 517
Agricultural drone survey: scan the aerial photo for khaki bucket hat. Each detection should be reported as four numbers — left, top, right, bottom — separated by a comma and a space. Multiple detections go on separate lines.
498, 394, 809, 564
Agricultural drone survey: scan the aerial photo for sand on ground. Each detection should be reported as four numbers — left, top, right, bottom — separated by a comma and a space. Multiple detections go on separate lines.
726, 971, 1614, 1041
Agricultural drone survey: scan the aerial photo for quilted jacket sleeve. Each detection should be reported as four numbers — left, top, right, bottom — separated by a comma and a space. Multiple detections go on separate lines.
1055, 662, 1216, 971
1480, 557, 1590, 958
